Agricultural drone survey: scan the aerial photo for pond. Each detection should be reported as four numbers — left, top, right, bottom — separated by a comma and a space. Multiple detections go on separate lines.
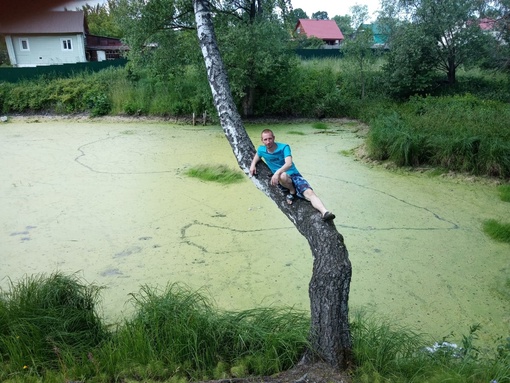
1, 117, 508, 346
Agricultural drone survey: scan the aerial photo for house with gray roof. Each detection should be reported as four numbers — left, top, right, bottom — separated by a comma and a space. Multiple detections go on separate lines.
0, 11, 88, 67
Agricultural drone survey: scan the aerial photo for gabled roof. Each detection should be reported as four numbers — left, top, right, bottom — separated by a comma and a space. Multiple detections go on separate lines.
295, 19, 344, 40
0, 11, 86, 34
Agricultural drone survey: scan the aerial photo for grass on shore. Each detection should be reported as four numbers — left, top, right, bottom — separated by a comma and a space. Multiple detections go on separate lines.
0, 273, 509, 382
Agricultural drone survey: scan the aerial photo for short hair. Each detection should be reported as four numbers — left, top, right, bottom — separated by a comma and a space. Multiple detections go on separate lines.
261, 129, 274, 137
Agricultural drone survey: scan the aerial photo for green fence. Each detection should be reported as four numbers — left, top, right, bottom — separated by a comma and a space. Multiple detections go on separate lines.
0, 59, 127, 83
295, 49, 344, 59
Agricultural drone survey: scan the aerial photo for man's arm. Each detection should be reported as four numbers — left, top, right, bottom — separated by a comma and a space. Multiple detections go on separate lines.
270, 155, 293, 185
249, 153, 261, 176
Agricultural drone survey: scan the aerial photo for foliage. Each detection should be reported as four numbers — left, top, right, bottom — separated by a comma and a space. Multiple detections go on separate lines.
341, 6, 378, 99
382, 21, 439, 99
311, 11, 328, 20
0, 272, 106, 374
185, 164, 245, 184
483, 219, 510, 243
0, 72, 111, 114
82, 0, 123, 38
351, 310, 510, 383
332, 15, 354, 36
381, 0, 493, 88
0, 274, 509, 382
289, 7, 308, 24
366, 94, 510, 178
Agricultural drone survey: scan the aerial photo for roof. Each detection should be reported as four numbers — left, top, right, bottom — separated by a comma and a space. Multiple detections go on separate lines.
478, 18, 496, 31
0, 11, 86, 34
295, 19, 344, 40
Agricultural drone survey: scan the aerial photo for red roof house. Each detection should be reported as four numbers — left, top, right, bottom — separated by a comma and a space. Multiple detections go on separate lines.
294, 19, 344, 47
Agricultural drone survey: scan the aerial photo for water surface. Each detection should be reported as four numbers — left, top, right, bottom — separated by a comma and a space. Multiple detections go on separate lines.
1, 118, 508, 346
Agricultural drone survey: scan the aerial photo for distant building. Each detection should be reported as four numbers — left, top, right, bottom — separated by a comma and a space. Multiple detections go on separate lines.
294, 19, 344, 49
0, 10, 126, 67
359, 23, 389, 48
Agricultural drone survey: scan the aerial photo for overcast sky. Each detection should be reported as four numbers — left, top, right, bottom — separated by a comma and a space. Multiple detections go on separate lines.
291, 0, 381, 20
58, 0, 382, 20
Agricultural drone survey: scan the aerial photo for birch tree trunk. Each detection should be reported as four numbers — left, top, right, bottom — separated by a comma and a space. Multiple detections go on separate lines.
193, 0, 353, 370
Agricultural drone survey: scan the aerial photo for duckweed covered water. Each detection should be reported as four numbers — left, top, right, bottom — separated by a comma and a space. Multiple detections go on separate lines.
1, 118, 508, 346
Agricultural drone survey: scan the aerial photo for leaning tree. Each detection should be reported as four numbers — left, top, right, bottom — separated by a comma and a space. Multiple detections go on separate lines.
194, 0, 353, 370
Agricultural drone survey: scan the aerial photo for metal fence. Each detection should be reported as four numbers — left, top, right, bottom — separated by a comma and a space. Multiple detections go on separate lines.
0, 59, 127, 83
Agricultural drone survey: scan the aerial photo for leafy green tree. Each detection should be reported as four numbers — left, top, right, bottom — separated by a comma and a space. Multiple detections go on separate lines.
342, 5, 375, 99
290, 7, 308, 23
112, 0, 295, 117
312, 11, 329, 20
480, 0, 510, 71
332, 15, 353, 37
112, 0, 198, 82
383, 0, 490, 85
383, 21, 438, 98
83, 0, 123, 38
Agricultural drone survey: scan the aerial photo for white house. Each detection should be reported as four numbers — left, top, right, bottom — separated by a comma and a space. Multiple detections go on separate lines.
0, 11, 87, 67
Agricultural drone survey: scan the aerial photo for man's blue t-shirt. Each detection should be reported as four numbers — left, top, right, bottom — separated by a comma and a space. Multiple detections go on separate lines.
257, 142, 300, 175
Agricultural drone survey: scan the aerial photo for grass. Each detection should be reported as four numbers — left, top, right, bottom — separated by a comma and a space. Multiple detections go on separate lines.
499, 184, 510, 202
311, 122, 328, 130
483, 219, 510, 244
366, 95, 510, 178
0, 273, 509, 382
185, 164, 245, 184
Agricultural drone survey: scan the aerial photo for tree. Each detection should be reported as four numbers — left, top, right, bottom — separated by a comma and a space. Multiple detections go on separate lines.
383, 0, 490, 85
332, 14, 354, 37
114, 0, 296, 117
193, 0, 353, 371
383, 21, 438, 98
342, 5, 376, 99
312, 10, 329, 20
290, 7, 308, 24
82, 0, 123, 38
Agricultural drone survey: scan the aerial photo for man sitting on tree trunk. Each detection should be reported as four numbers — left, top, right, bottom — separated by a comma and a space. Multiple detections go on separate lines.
249, 129, 335, 221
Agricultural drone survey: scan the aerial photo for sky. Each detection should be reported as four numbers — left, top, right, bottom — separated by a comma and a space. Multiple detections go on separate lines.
291, 0, 381, 20
58, 0, 382, 20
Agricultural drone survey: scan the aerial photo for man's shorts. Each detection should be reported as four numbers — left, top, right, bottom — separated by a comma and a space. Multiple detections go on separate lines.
290, 173, 312, 199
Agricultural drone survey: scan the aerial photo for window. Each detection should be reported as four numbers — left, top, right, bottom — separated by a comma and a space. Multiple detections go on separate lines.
19, 38, 30, 51
61, 39, 73, 51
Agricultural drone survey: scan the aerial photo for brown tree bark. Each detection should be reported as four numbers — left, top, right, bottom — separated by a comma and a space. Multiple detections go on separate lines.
193, 0, 353, 370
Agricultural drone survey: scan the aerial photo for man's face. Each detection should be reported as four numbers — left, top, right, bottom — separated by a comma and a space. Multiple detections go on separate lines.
261, 132, 275, 149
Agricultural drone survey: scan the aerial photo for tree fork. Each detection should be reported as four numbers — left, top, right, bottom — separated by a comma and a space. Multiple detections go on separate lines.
193, 0, 353, 370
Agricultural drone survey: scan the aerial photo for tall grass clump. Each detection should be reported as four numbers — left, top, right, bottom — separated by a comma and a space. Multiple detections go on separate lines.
108, 284, 309, 381
351, 310, 510, 382
366, 94, 510, 178
0, 272, 106, 376
185, 164, 245, 184
483, 219, 510, 243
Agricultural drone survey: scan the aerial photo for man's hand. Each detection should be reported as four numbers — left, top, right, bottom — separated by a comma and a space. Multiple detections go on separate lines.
270, 172, 280, 186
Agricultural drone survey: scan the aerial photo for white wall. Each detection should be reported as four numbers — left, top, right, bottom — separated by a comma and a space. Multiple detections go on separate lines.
7, 34, 86, 67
